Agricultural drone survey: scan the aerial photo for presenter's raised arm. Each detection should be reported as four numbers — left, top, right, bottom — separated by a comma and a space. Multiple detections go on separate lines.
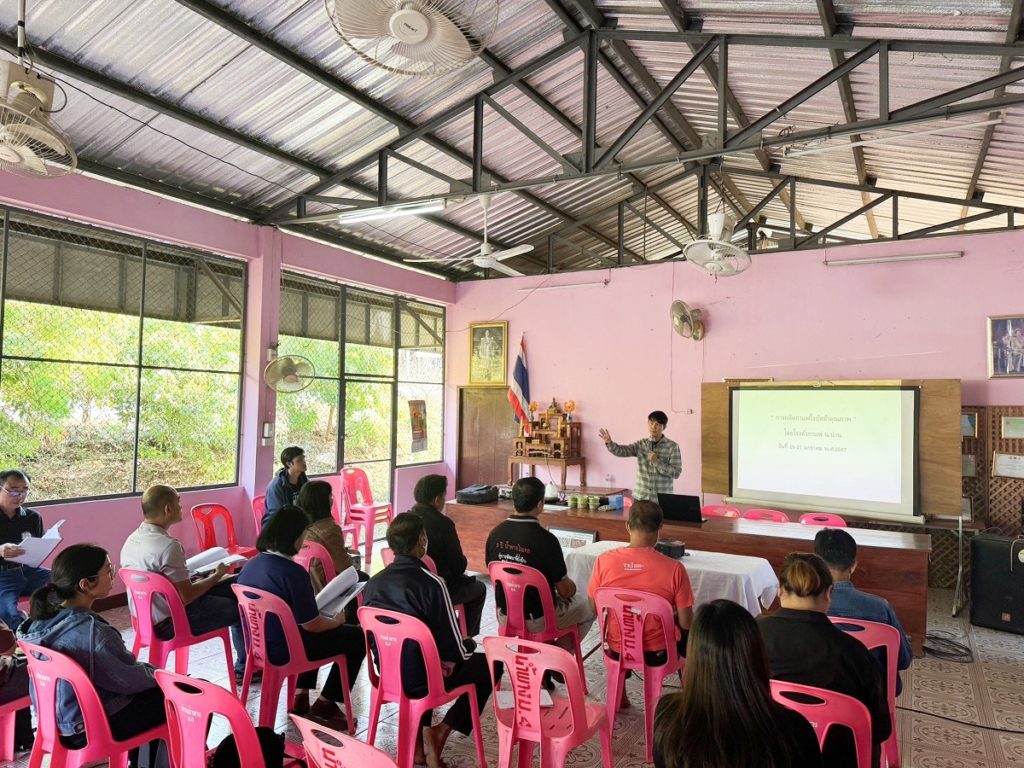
598, 428, 612, 444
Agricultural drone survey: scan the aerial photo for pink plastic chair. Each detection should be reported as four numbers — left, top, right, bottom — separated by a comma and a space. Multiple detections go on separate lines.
358, 606, 488, 768
292, 714, 399, 768
379, 547, 396, 567
799, 512, 848, 527
119, 569, 235, 695
488, 561, 588, 692
701, 504, 740, 518
831, 617, 901, 768
294, 541, 338, 584
252, 495, 267, 533
770, 680, 873, 768
232, 584, 355, 733
0, 694, 31, 761
380, 550, 467, 635
19, 639, 170, 768
323, 475, 362, 553
156, 670, 266, 768
743, 508, 791, 523
594, 587, 685, 762
191, 503, 258, 560
483, 636, 612, 768
341, 467, 394, 565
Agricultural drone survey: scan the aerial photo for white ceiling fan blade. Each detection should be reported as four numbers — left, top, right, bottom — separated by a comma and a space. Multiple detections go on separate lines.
332, 0, 395, 39
12, 144, 45, 174
404, 256, 472, 263
486, 261, 525, 277
490, 244, 534, 261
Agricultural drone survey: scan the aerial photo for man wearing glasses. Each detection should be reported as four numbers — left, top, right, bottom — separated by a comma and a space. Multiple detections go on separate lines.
0, 470, 49, 630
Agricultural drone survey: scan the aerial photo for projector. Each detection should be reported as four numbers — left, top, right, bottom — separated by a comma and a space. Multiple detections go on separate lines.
655, 539, 686, 559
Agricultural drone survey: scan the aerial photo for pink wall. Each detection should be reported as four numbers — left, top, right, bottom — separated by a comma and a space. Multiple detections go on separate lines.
394, 463, 455, 514
446, 231, 1024, 498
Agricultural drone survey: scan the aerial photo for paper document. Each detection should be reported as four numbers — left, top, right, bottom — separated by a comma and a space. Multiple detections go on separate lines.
315, 566, 365, 617
8, 520, 65, 567
185, 547, 247, 576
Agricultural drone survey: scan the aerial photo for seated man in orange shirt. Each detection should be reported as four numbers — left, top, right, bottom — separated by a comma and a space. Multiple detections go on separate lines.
588, 500, 693, 708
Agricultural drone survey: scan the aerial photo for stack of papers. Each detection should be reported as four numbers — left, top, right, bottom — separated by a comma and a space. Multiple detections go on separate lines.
8, 520, 65, 568
316, 566, 365, 618
185, 547, 247, 576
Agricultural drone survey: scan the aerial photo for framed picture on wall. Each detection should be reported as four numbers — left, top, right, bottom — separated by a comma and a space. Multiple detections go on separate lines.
988, 315, 1024, 378
468, 321, 508, 386
961, 412, 978, 438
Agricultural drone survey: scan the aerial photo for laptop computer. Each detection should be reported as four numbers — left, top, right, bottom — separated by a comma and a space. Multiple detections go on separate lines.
658, 493, 705, 524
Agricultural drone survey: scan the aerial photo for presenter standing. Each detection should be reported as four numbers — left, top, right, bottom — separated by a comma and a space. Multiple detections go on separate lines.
599, 411, 682, 502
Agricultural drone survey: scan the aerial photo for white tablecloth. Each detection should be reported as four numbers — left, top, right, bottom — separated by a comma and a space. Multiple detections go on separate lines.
565, 540, 779, 619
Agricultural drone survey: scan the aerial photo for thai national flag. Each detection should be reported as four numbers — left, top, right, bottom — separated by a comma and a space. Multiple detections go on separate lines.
507, 335, 530, 435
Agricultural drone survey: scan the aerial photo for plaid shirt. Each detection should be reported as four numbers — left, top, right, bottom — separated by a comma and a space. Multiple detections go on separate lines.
605, 436, 682, 501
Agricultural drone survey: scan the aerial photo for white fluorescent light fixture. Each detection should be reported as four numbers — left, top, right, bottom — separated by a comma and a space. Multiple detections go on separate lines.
336, 199, 446, 224
785, 115, 1005, 159
519, 279, 610, 292
825, 251, 963, 267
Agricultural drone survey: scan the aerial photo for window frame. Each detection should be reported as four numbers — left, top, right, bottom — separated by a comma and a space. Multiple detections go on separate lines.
0, 206, 247, 504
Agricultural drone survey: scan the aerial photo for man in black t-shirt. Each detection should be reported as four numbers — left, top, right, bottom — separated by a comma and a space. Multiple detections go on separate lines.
0, 470, 50, 631
485, 477, 593, 642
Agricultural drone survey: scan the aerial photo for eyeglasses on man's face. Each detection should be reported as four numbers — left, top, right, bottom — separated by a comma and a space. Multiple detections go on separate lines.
1, 487, 28, 498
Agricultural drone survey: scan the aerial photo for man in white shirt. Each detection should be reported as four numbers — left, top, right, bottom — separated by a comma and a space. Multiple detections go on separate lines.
120, 485, 249, 683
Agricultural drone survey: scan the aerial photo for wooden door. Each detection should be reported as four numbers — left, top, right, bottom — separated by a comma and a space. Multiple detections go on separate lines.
457, 387, 517, 488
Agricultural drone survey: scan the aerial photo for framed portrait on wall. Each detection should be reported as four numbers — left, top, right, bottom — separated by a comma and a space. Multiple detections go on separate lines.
469, 321, 508, 386
961, 412, 978, 438
988, 315, 1024, 378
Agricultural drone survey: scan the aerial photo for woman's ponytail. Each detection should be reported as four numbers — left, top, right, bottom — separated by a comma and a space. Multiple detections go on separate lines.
27, 544, 108, 621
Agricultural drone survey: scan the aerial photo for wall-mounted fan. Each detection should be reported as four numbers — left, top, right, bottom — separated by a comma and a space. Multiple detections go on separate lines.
326, 0, 500, 77
671, 300, 704, 340
683, 213, 752, 276
264, 355, 316, 393
0, 61, 76, 178
405, 194, 534, 276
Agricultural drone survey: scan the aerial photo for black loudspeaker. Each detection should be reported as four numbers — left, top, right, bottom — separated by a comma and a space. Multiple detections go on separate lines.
970, 533, 1024, 635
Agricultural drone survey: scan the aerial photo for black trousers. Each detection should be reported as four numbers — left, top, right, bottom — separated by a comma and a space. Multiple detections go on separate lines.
416, 652, 496, 736
295, 624, 366, 702
61, 685, 167, 768
447, 578, 487, 638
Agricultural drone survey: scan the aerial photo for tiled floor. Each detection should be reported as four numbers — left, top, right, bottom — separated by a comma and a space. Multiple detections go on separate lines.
6, 585, 1024, 767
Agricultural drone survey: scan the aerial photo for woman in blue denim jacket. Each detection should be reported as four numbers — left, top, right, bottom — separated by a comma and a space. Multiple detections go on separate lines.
17, 543, 167, 766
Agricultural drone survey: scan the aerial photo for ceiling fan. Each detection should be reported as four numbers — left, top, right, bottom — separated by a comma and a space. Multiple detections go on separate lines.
405, 195, 534, 276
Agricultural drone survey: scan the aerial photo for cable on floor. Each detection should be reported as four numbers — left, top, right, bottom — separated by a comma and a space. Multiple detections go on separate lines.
922, 631, 974, 663
897, 705, 1024, 735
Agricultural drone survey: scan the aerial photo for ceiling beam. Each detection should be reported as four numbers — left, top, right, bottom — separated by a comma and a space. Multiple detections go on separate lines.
814, 0, 880, 238
958, 0, 1024, 229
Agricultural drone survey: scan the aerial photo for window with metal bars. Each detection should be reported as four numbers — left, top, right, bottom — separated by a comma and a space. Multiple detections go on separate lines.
0, 209, 245, 502
275, 272, 445, 502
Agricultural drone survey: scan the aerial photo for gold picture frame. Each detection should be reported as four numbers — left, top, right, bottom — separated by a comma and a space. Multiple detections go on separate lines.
469, 321, 508, 386
988, 314, 1024, 378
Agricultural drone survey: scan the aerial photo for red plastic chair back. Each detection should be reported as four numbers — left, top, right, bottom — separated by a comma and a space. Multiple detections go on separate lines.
341, 467, 378, 507
291, 715, 398, 767
191, 503, 257, 558
119, 568, 235, 692
830, 617, 901, 768
743, 508, 791, 523
799, 512, 848, 527
0, 694, 30, 761
770, 680, 873, 768
252, 495, 266, 532
701, 504, 740, 518
483, 636, 612, 768
340, 468, 392, 566
357, 606, 488, 768
594, 587, 685, 761
295, 540, 338, 584
156, 670, 264, 768
19, 639, 169, 768
232, 583, 355, 731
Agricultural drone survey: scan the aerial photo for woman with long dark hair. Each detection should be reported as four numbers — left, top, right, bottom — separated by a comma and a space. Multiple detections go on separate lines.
296, 480, 359, 591
17, 543, 166, 767
236, 505, 366, 729
653, 599, 821, 768
759, 553, 891, 768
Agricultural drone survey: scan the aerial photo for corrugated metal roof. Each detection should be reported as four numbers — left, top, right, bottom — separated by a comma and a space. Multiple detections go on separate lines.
0, 0, 1020, 277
